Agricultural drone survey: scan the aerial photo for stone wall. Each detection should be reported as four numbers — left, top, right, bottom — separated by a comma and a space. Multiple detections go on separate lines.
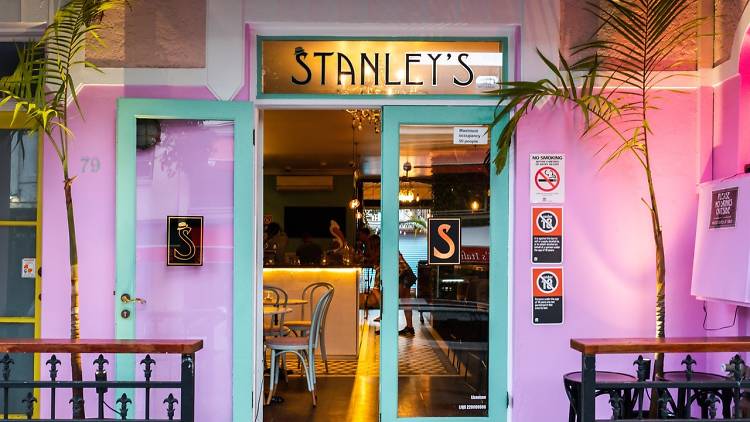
86, 0, 206, 68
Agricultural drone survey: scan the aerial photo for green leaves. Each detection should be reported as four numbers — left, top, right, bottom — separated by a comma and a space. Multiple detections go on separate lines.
0, 0, 126, 160
492, 0, 702, 174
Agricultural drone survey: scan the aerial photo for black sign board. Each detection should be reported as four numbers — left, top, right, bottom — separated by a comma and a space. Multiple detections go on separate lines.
710, 187, 738, 229
533, 268, 563, 325
532, 207, 563, 264
167, 216, 204, 266
428, 218, 461, 265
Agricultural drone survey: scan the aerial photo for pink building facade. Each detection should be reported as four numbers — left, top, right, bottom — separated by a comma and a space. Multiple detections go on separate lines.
3, 1, 750, 421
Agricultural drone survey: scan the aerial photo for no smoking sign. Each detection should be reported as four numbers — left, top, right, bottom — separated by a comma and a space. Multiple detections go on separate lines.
530, 154, 565, 203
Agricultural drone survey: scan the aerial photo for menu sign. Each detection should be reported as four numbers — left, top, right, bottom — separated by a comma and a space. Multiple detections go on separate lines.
260, 38, 503, 96
167, 216, 204, 266
709, 187, 738, 229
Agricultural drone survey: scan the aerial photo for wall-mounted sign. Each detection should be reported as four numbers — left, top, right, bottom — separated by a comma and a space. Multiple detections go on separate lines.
530, 154, 565, 204
21, 258, 35, 279
709, 187, 738, 229
260, 38, 503, 96
453, 126, 488, 145
532, 207, 563, 264
532, 268, 564, 325
428, 218, 461, 265
167, 216, 204, 266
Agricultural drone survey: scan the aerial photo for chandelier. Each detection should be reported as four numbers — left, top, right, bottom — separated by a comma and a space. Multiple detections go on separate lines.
399, 161, 419, 204
345, 109, 380, 133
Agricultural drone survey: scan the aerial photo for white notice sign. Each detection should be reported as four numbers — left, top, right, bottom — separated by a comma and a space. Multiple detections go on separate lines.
530, 154, 565, 203
453, 127, 488, 145
22, 258, 35, 279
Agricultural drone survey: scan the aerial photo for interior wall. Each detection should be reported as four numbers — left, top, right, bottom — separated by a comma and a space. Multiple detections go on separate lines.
262, 175, 356, 252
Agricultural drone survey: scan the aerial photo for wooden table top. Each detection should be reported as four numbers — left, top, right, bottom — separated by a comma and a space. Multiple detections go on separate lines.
263, 306, 293, 316
571, 337, 750, 355
264, 298, 308, 306
0, 339, 203, 354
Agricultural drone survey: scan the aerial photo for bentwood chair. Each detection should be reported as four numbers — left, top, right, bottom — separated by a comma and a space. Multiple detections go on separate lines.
266, 288, 334, 406
263, 285, 290, 337
283, 282, 334, 372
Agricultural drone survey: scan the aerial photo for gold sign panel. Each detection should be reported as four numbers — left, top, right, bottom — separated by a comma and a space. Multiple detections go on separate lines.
260, 39, 503, 96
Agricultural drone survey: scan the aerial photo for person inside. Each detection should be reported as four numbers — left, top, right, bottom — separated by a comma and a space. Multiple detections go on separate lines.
366, 235, 417, 336
264, 222, 288, 264
296, 232, 323, 265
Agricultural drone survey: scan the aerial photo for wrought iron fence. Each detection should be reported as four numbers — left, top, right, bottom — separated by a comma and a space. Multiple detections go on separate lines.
570, 337, 750, 422
0, 339, 202, 421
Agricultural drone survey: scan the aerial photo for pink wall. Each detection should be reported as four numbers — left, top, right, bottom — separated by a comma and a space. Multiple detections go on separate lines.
40, 85, 216, 416
35, 31, 733, 421
511, 93, 707, 421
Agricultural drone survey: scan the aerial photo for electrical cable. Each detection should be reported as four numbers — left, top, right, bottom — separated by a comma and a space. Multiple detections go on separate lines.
702, 301, 739, 331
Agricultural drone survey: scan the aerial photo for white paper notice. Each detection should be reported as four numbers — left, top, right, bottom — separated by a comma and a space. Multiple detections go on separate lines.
22, 258, 35, 279
530, 154, 565, 203
453, 127, 488, 145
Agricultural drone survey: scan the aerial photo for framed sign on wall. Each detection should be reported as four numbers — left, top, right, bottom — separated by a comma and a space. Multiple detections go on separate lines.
167, 216, 204, 266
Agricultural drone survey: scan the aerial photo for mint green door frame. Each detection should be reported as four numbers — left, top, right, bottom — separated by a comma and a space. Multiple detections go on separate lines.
115, 98, 254, 421
380, 106, 509, 422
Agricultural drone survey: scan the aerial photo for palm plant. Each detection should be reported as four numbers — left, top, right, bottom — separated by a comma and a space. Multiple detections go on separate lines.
492, 0, 702, 380
0, 0, 127, 417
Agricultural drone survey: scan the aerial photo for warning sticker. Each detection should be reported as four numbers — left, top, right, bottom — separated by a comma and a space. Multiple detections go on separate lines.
533, 268, 563, 325
530, 154, 565, 203
532, 207, 563, 264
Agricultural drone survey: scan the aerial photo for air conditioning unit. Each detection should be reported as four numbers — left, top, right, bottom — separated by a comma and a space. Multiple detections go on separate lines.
275, 175, 334, 191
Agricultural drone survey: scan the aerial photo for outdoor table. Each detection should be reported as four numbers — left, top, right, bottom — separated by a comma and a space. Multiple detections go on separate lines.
570, 337, 750, 422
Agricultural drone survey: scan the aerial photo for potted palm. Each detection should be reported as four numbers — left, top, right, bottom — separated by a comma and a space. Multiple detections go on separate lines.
0, 0, 127, 417
491, 0, 702, 381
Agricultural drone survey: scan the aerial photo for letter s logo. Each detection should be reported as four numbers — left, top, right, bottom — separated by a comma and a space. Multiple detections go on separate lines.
433, 224, 456, 260
173, 222, 197, 261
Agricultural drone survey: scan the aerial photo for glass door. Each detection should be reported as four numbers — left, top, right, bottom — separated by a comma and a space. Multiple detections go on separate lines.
0, 125, 41, 418
380, 106, 508, 422
115, 99, 255, 421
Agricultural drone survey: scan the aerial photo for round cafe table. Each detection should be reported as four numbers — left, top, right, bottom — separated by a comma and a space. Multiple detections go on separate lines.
264, 298, 308, 307
263, 306, 293, 316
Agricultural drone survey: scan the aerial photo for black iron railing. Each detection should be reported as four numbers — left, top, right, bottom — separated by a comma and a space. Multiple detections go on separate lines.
570, 337, 750, 421
0, 339, 202, 421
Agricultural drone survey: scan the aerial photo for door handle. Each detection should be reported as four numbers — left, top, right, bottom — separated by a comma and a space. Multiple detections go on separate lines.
120, 293, 147, 305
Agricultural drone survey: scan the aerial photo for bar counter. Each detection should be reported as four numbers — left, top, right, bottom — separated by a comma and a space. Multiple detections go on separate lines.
263, 265, 364, 357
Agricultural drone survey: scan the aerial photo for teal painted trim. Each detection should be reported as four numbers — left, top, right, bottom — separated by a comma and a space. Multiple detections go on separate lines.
256, 36, 509, 100
115, 98, 254, 422
380, 106, 509, 422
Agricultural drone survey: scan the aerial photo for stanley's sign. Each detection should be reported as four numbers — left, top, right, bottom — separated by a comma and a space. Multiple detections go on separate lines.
260, 38, 503, 96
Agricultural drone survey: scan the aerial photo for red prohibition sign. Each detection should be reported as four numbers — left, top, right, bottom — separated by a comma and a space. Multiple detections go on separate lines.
535, 166, 560, 192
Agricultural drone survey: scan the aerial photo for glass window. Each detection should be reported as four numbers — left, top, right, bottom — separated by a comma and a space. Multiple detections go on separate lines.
397, 124, 490, 417
0, 323, 34, 415
0, 130, 38, 221
134, 119, 234, 421
0, 226, 36, 317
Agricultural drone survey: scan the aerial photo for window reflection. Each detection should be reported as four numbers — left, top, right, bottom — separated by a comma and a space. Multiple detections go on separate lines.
397, 125, 490, 418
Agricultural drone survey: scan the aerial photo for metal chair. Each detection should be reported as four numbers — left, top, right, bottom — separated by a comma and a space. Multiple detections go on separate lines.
266, 288, 334, 406
283, 282, 334, 372
263, 285, 290, 337
563, 371, 638, 421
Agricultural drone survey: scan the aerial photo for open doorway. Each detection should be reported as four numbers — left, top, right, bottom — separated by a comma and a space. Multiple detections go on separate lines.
261, 109, 382, 422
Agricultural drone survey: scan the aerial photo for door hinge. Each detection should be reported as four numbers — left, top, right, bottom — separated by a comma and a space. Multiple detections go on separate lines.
252, 129, 255, 146
506, 392, 512, 408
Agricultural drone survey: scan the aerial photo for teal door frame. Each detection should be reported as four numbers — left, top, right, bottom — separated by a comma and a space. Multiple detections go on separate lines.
114, 98, 254, 421
380, 106, 509, 422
